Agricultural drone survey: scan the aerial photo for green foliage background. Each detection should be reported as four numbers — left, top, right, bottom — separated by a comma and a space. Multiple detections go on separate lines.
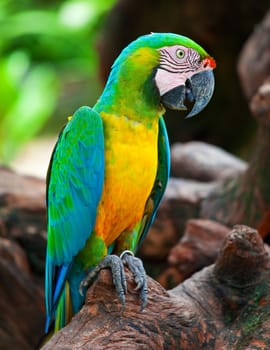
0, 0, 116, 164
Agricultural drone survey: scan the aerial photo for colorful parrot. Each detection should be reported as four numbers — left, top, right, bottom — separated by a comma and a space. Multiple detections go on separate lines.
45, 32, 215, 334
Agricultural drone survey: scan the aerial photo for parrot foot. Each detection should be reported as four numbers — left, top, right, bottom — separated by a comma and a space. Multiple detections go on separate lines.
79, 251, 147, 311
79, 255, 127, 307
120, 250, 147, 310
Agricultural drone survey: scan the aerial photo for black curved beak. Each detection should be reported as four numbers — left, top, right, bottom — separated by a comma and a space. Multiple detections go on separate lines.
161, 70, 215, 118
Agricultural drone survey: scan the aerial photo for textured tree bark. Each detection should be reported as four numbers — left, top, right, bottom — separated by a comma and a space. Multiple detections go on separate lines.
157, 218, 230, 288
41, 225, 270, 350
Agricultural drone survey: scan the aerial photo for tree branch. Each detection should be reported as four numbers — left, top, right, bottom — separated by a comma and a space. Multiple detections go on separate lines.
42, 225, 270, 350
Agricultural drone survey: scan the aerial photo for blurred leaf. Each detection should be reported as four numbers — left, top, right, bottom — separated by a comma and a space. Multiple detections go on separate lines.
59, 0, 117, 30
6, 50, 30, 84
0, 0, 117, 164
1, 65, 59, 162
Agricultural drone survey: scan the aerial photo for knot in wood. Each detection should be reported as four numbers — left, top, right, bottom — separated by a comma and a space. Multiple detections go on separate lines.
214, 225, 268, 288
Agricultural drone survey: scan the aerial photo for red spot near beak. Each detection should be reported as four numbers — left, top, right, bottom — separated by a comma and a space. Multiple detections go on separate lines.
203, 57, 216, 69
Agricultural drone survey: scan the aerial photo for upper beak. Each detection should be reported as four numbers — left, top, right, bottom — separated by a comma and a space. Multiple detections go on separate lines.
160, 69, 215, 118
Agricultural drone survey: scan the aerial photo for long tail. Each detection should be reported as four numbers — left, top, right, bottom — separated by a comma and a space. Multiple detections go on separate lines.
54, 281, 73, 332
38, 281, 73, 348
45, 280, 73, 337
45, 272, 86, 334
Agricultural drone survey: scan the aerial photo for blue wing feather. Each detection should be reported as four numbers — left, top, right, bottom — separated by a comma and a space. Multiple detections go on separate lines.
45, 106, 104, 331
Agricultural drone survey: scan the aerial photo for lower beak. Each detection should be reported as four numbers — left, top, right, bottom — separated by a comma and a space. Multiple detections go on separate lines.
160, 70, 215, 118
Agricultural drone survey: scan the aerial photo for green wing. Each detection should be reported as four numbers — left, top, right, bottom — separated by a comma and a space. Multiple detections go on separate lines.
45, 106, 104, 331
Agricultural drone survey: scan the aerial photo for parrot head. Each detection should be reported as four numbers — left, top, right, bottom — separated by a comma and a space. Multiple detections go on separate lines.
98, 33, 216, 119
154, 39, 216, 118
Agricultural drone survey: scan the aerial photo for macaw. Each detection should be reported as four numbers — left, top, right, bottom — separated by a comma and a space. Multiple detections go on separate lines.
45, 32, 215, 334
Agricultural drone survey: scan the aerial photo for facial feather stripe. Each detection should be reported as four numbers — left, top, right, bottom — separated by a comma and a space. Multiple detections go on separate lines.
159, 47, 201, 74
154, 45, 207, 96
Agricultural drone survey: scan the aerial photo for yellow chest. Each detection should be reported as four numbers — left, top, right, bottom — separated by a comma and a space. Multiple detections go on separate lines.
94, 113, 159, 245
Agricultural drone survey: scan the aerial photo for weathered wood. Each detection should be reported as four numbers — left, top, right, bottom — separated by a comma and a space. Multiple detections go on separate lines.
0, 239, 44, 350
0, 167, 46, 350
41, 225, 270, 349
157, 219, 230, 288
0, 166, 47, 274
171, 141, 247, 182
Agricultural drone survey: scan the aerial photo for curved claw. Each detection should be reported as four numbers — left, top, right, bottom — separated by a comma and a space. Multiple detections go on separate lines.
79, 253, 148, 310
185, 69, 215, 118
121, 252, 148, 310
79, 255, 127, 307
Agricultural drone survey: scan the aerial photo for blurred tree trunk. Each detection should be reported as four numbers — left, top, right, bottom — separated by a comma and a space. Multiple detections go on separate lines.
201, 11, 270, 236
0, 167, 46, 350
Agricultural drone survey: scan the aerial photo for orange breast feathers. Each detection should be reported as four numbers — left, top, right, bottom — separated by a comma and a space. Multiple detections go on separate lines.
94, 113, 159, 246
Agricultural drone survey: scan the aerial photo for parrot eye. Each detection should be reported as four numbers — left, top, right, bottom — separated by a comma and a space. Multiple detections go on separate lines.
176, 48, 185, 59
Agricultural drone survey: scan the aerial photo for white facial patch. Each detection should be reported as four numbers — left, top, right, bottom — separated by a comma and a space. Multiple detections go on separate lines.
155, 69, 189, 96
